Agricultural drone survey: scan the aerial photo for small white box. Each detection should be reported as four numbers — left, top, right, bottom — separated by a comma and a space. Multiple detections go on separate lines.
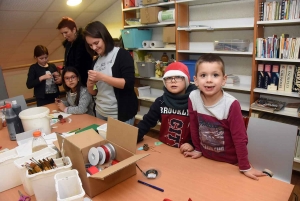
0, 149, 22, 192
26, 157, 72, 201
55, 169, 85, 201
137, 86, 151, 97
14, 147, 57, 196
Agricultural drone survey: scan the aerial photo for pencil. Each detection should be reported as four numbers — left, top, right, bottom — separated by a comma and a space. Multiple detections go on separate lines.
68, 128, 81, 133
137, 180, 164, 192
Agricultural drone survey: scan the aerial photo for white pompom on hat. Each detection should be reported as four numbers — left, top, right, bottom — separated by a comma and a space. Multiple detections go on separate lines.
163, 62, 190, 89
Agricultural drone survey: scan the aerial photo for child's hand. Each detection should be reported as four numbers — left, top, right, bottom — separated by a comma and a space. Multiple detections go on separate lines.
243, 168, 267, 180
183, 150, 202, 159
52, 72, 62, 84
57, 101, 66, 112
180, 143, 194, 153
40, 73, 52, 81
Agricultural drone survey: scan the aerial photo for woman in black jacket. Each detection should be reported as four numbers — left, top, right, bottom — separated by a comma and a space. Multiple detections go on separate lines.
57, 17, 93, 87
26, 45, 62, 106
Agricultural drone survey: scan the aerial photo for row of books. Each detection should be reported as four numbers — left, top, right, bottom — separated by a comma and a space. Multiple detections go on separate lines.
251, 98, 300, 116
256, 35, 300, 59
257, 63, 300, 92
259, 0, 300, 21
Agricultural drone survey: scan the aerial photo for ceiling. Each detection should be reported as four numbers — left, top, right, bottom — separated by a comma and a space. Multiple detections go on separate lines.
0, 0, 118, 68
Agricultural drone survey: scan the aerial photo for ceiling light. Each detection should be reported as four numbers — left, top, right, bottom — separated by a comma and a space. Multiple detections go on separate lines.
67, 0, 82, 6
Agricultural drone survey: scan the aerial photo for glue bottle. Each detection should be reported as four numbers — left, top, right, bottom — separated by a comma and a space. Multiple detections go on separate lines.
32, 130, 48, 152
0, 103, 23, 140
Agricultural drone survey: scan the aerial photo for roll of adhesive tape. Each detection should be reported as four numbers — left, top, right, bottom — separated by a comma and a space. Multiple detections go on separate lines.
142, 40, 151, 48
158, 9, 175, 23
88, 147, 99, 166
150, 41, 164, 48
106, 143, 116, 160
97, 147, 106, 165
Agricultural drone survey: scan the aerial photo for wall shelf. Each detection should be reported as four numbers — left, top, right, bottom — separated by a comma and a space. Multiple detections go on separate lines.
257, 19, 300, 26
122, 1, 175, 11
255, 58, 300, 62
124, 21, 175, 28
178, 50, 253, 55
254, 88, 300, 98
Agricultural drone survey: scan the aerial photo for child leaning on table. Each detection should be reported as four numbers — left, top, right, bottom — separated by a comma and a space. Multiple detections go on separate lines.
137, 62, 197, 152
184, 54, 266, 180
55, 67, 94, 116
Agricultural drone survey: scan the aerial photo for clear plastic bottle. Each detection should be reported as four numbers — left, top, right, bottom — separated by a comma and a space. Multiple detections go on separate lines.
32, 130, 48, 152
11, 100, 24, 133
45, 71, 53, 85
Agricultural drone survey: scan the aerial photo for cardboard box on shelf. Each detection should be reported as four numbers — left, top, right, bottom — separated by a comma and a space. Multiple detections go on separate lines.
142, 0, 159, 5
57, 117, 149, 198
140, 7, 166, 24
163, 26, 175, 43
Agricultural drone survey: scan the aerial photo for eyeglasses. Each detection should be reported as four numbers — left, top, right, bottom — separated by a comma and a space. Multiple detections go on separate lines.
64, 75, 77, 82
163, 76, 184, 83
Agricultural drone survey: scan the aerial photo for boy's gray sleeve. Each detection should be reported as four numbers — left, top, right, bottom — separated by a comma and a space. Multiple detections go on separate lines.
66, 88, 91, 114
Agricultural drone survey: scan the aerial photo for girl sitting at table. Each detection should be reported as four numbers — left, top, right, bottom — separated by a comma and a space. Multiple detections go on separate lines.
56, 67, 94, 116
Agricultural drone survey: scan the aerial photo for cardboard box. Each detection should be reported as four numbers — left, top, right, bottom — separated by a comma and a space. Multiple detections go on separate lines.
57, 118, 148, 198
163, 26, 175, 43
140, 7, 166, 24
142, 0, 160, 5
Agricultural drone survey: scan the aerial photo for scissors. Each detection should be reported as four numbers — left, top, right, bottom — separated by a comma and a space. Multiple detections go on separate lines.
18, 190, 31, 201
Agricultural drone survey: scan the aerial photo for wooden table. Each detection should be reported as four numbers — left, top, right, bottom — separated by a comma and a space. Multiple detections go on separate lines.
0, 104, 294, 201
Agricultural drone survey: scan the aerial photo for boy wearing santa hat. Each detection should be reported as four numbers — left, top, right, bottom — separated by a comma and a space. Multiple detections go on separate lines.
137, 62, 197, 153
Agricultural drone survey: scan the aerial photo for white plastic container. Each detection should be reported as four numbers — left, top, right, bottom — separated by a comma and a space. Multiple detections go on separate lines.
55, 169, 85, 201
0, 148, 22, 192
19, 107, 51, 134
97, 123, 107, 139
13, 147, 57, 196
26, 157, 72, 201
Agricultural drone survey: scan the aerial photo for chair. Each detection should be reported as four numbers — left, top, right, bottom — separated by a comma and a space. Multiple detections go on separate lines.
247, 117, 298, 183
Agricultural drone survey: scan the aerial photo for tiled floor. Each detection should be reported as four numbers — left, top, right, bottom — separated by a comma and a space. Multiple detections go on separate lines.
144, 129, 299, 201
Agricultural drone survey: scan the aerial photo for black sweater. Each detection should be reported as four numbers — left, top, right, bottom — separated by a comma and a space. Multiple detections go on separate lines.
26, 63, 60, 99
63, 28, 93, 86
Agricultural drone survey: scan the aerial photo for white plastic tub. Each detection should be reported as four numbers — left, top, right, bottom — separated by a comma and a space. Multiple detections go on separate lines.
55, 169, 85, 201
13, 147, 57, 196
19, 107, 51, 134
0, 148, 22, 192
26, 157, 72, 201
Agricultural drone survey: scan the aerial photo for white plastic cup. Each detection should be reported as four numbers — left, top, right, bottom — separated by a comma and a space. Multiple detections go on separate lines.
19, 107, 51, 134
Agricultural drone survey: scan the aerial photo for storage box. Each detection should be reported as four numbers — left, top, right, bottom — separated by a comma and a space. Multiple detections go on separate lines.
14, 147, 58, 196
0, 148, 22, 192
55, 169, 85, 201
142, 0, 163, 5
136, 62, 155, 77
180, 60, 197, 81
56, 118, 149, 198
140, 7, 166, 24
121, 28, 152, 49
163, 26, 175, 43
214, 39, 250, 52
26, 157, 72, 201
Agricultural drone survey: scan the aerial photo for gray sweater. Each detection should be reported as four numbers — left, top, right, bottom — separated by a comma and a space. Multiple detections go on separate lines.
62, 86, 94, 116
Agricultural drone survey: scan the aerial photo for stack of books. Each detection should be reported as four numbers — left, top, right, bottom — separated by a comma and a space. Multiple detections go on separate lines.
284, 102, 300, 116
251, 98, 285, 113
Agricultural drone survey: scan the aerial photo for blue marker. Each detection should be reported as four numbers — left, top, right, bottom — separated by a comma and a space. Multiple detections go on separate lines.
137, 180, 164, 192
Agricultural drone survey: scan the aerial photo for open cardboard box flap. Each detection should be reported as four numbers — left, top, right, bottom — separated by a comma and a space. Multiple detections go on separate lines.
91, 153, 149, 180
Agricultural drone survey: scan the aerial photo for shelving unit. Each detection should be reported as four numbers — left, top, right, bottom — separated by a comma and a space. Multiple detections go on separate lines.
252, 0, 300, 168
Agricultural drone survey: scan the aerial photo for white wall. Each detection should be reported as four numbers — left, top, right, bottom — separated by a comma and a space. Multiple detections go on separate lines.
92, 0, 123, 38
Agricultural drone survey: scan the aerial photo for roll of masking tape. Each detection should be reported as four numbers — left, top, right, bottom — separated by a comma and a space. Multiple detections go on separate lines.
142, 40, 151, 48
88, 147, 99, 166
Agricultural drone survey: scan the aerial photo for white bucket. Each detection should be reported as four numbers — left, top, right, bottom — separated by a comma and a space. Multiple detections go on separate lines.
19, 107, 51, 134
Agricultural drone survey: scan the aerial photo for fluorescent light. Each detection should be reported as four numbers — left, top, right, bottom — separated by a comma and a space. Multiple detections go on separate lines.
67, 0, 82, 6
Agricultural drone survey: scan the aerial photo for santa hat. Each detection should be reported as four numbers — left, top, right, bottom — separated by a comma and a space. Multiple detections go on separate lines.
163, 62, 190, 89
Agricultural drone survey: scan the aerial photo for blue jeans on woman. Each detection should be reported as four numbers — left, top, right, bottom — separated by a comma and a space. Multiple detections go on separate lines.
95, 112, 135, 125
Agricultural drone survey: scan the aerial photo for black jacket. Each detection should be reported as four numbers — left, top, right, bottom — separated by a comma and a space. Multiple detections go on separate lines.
63, 28, 93, 86
93, 48, 138, 121
26, 63, 60, 99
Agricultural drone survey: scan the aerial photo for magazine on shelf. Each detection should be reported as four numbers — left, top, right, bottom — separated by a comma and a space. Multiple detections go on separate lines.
284, 102, 300, 112
251, 98, 285, 113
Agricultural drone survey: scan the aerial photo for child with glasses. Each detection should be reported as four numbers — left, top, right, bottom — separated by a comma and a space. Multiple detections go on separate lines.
137, 62, 197, 152
185, 54, 266, 180
26, 45, 62, 106
55, 66, 94, 116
